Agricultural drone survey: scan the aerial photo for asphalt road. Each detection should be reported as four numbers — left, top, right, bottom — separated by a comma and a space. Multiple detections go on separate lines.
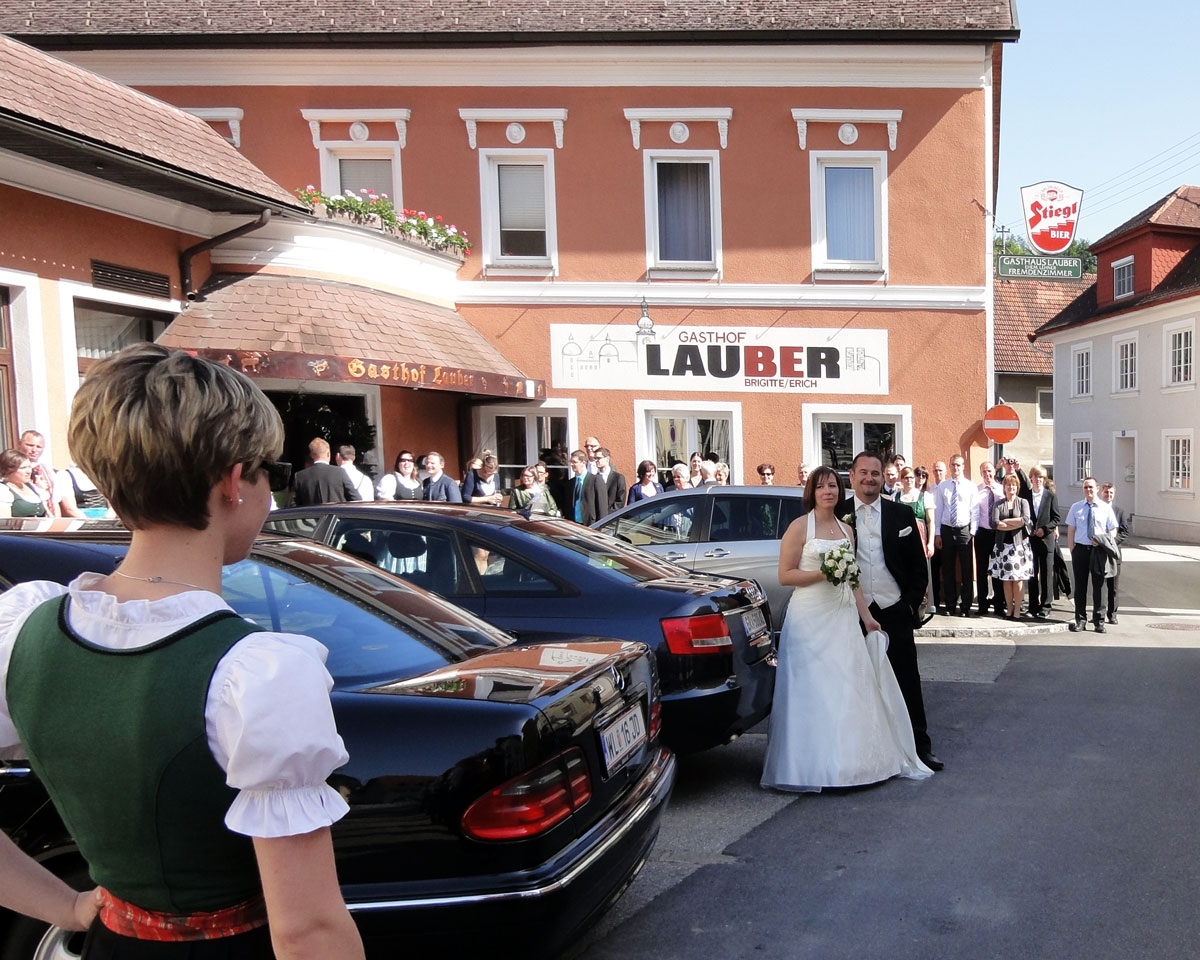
575, 538, 1200, 959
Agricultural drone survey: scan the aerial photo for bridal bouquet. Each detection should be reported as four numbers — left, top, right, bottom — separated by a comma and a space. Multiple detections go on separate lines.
820, 542, 861, 590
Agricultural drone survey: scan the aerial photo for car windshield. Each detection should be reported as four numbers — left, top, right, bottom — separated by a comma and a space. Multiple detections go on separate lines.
227, 540, 513, 686
518, 519, 690, 582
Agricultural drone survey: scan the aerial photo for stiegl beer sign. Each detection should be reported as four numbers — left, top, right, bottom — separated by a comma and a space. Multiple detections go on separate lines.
550, 325, 888, 394
1021, 181, 1084, 255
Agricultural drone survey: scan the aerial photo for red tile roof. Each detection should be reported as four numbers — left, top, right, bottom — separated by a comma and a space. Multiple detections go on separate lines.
0, 33, 298, 209
1, 0, 1019, 40
159, 273, 527, 381
1092, 186, 1200, 250
994, 275, 1095, 372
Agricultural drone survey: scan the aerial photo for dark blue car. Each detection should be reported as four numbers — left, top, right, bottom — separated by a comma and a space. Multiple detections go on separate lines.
0, 525, 673, 960
265, 503, 775, 753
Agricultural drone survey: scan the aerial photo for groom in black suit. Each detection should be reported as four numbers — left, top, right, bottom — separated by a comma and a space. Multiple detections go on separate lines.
845, 451, 942, 770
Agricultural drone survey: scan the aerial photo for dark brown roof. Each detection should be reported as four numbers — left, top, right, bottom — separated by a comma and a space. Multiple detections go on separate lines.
1092, 186, 1200, 250
994, 276, 1093, 373
1033, 244, 1200, 339
0, 0, 1019, 44
158, 273, 533, 396
0, 33, 300, 213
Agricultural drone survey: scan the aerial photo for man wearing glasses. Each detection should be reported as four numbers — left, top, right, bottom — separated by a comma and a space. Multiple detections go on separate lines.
583, 437, 602, 474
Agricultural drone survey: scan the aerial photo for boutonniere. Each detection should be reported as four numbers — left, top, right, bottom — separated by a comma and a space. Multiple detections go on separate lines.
840, 511, 856, 527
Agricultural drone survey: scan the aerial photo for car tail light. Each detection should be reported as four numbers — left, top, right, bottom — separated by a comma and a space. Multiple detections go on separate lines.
648, 699, 662, 741
461, 748, 592, 840
661, 612, 733, 655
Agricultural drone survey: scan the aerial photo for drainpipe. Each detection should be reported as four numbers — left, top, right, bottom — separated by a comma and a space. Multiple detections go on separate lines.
179, 209, 272, 301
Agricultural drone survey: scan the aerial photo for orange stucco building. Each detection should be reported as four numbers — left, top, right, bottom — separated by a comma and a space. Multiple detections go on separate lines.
3, 2, 1019, 487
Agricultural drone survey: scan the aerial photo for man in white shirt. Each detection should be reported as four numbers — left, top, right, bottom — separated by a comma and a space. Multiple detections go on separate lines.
583, 436, 602, 475
933, 454, 979, 617
1066, 477, 1119, 633
973, 461, 1005, 616
336, 445, 374, 502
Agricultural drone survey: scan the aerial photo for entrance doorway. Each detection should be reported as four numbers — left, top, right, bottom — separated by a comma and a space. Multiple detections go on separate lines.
266, 391, 377, 479
1114, 434, 1136, 521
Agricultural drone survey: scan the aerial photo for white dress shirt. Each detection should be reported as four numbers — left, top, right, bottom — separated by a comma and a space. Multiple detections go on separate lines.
975, 481, 1002, 530
0, 575, 350, 839
935, 478, 979, 534
1066, 499, 1118, 546
851, 495, 902, 608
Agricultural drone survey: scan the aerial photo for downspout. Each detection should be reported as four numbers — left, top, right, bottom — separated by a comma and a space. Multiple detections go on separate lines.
179, 209, 272, 301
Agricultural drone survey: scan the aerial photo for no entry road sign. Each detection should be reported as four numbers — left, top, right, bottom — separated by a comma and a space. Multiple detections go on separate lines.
983, 404, 1020, 444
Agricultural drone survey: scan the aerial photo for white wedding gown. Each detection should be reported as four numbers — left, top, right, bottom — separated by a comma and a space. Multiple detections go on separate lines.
762, 513, 932, 792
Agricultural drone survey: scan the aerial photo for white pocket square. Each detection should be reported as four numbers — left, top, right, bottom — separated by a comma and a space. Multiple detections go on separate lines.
898, 525, 913, 537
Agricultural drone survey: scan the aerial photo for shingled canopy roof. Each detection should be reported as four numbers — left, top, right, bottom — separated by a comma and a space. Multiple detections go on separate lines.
159, 273, 541, 399
0, 33, 301, 214
994, 276, 1093, 374
0, 0, 1020, 46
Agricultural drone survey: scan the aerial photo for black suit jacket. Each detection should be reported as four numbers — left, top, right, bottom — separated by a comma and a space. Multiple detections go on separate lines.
844, 496, 928, 625
1030, 488, 1061, 546
291, 461, 362, 506
580, 470, 627, 525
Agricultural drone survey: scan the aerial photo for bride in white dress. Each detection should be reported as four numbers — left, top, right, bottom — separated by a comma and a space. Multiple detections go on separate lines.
762, 467, 932, 792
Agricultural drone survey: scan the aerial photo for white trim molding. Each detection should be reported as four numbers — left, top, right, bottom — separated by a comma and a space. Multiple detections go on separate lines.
455, 280, 985, 310
624, 108, 732, 150
181, 107, 244, 148
63, 44, 993, 89
459, 109, 568, 150
791, 108, 903, 150
300, 109, 411, 149
632, 399, 744, 478
801, 402, 912, 470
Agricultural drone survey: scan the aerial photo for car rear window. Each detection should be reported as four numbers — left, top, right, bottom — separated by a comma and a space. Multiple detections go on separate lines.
522, 520, 692, 582
225, 542, 513, 686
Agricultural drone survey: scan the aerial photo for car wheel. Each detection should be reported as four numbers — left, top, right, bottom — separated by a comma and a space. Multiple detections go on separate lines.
0, 865, 89, 960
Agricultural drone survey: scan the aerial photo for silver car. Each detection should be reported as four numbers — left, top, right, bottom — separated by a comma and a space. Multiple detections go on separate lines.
594, 485, 808, 637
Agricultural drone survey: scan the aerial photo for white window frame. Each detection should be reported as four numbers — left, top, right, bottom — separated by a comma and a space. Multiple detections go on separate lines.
1070, 342, 1093, 399
633, 399, 744, 480
1162, 428, 1193, 494
802, 402, 911, 472
474, 398, 579, 473
810, 150, 888, 278
1163, 318, 1195, 389
301, 109, 409, 207
1112, 255, 1134, 299
1112, 333, 1138, 394
643, 149, 723, 279
1036, 387, 1054, 423
1070, 434, 1092, 485
478, 148, 558, 277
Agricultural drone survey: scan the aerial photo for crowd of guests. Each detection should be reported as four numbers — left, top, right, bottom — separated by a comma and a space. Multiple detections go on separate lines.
869, 452, 1130, 630
0, 430, 111, 519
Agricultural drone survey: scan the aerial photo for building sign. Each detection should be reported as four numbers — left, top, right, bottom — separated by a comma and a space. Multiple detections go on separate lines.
550, 325, 888, 394
996, 255, 1083, 280
188, 348, 543, 399
1020, 181, 1084, 255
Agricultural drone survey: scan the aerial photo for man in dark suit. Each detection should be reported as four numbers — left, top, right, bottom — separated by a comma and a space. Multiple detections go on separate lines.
1027, 465, 1061, 618
846, 450, 942, 770
291, 437, 362, 506
580, 447, 626, 525
1100, 482, 1130, 624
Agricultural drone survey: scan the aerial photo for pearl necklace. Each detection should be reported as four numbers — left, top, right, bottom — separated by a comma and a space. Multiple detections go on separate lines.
112, 569, 210, 592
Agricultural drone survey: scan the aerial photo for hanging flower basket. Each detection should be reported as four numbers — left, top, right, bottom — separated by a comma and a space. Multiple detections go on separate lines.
295, 186, 471, 257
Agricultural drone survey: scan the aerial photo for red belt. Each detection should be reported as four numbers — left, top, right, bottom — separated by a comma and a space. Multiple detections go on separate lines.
99, 889, 268, 941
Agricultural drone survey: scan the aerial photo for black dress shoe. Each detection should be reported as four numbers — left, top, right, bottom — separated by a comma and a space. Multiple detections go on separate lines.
919, 751, 945, 771
1094, 621, 1107, 634
1106, 614, 1118, 625
1068, 619, 1084, 632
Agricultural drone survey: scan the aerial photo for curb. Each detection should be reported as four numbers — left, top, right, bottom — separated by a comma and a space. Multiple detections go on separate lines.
917, 613, 1071, 639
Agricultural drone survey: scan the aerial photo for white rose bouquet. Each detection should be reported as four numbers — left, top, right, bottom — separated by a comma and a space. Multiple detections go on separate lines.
819, 542, 861, 590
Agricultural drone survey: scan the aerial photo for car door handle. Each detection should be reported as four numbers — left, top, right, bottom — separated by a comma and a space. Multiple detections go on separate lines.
664, 551, 689, 562
702, 548, 731, 558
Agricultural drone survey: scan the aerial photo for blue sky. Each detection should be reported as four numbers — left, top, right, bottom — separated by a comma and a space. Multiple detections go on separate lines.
994, 1, 1200, 246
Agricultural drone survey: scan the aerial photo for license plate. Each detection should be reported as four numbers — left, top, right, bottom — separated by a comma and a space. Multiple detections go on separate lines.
742, 606, 768, 640
599, 704, 647, 774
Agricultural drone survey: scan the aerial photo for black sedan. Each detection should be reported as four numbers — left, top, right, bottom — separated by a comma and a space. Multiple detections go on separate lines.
0, 525, 674, 959
265, 503, 775, 753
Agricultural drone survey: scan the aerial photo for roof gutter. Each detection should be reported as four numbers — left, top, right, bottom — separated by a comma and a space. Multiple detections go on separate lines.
179, 209, 271, 301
